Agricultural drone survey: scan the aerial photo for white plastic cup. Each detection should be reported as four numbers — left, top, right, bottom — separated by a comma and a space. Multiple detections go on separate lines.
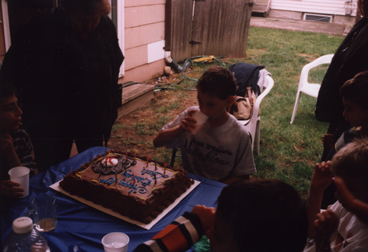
102, 232, 129, 252
8, 166, 30, 198
191, 110, 209, 135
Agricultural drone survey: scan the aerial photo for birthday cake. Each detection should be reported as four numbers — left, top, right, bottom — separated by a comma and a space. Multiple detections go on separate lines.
59, 150, 193, 224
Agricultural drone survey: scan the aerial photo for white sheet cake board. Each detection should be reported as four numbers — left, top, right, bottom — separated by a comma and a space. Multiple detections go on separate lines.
50, 179, 200, 230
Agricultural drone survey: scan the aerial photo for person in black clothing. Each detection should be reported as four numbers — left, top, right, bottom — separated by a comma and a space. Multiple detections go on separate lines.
1, 0, 124, 171
316, 0, 368, 161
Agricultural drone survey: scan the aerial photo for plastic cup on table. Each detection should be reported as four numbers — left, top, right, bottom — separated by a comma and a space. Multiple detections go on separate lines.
30, 193, 57, 232
190, 110, 209, 135
102, 232, 129, 252
8, 166, 30, 198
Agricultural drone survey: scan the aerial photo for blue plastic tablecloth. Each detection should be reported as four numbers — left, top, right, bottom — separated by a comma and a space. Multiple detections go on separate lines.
1, 147, 225, 252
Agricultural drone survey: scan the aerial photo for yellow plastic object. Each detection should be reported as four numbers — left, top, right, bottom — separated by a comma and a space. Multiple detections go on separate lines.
192, 56, 215, 63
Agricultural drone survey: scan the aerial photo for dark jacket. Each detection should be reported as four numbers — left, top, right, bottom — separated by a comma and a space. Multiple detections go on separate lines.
1, 9, 124, 143
315, 18, 368, 124
229, 63, 265, 97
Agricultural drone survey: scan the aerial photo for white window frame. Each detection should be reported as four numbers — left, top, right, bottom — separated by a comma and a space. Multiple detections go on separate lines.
303, 13, 333, 23
1, 0, 11, 51
116, 0, 125, 77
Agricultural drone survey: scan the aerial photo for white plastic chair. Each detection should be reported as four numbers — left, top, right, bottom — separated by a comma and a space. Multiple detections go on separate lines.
238, 74, 274, 155
290, 54, 334, 124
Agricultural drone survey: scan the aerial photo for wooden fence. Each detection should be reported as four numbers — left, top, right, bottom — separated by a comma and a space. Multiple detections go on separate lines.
171, 0, 253, 62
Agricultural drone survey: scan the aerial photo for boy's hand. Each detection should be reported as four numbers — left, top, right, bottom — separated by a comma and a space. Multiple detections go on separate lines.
311, 161, 334, 192
314, 209, 339, 241
191, 205, 216, 233
180, 110, 197, 133
1, 180, 24, 198
322, 134, 334, 149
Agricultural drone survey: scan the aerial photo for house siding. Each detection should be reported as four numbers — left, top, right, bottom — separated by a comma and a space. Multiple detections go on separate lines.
122, 0, 166, 83
271, 0, 357, 16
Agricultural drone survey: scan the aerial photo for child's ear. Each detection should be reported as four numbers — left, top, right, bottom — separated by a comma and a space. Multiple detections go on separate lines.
226, 96, 235, 107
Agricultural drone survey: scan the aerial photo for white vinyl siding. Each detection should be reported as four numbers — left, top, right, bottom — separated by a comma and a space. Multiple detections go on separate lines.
271, 0, 357, 16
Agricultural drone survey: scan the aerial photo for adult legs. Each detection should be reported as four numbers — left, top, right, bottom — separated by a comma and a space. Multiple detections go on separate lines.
30, 137, 74, 172
73, 118, 104, 154
24, 114, 74, 172
74, 135, 103, 154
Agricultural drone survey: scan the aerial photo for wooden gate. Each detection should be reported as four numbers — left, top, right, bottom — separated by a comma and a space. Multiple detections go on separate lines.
171, 0, 253, 62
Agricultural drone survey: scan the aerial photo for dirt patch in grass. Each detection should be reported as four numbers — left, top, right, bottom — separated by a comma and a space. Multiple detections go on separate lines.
107, 81, 198, 159
296, 53, 319, 62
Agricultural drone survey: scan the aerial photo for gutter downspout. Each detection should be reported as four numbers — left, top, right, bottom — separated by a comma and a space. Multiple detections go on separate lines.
164, 0, 184, 73
164, 0, 172, 64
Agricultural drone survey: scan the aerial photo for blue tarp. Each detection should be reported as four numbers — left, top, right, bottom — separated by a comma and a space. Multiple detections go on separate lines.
1, 147, 225, 252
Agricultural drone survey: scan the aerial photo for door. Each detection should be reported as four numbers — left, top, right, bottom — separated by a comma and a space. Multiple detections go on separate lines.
171, 0, 253, 62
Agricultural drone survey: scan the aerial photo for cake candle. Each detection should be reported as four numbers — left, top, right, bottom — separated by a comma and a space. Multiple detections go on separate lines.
154, 172, 157, 184
164, 163, 166, 175
154, 159, 157, 171
125, 152, 128, 161
133, 153, 136, 162
115, 170, 118, 184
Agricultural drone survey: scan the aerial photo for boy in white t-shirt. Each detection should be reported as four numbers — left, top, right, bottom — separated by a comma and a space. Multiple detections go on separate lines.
304, 138, 368, 252
154, 66, 255, 184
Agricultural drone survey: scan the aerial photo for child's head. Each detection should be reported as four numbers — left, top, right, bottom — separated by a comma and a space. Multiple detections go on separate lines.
195, 66, 237, 121
196, 66, 237, 100
331, 138, 368, 203
340, 71, 368, 127
207, 179, 308, 252
0, 78, 23, 132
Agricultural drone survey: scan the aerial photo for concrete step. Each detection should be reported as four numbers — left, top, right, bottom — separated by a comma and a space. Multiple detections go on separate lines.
118, 83, 156, 119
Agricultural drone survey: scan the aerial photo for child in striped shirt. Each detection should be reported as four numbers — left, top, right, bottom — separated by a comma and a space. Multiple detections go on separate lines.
1, 78, 36, 198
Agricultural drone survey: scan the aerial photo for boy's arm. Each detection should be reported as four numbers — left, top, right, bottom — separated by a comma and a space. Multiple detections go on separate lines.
154, 110, 197, 147
306, 161, 334, 238
153, 125, 185, 147
133, 205, 215, 252
1, 133, 22, 167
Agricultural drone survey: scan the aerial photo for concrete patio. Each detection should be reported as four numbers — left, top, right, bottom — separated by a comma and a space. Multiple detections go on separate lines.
250, 16, 351, 36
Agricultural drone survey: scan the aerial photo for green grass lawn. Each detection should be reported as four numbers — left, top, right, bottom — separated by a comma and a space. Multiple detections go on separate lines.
243, 27, 343, 197
178, 27, 344, 198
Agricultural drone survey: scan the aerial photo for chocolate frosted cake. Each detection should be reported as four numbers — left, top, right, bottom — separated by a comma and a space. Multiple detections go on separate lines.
60, 150, 193, 224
